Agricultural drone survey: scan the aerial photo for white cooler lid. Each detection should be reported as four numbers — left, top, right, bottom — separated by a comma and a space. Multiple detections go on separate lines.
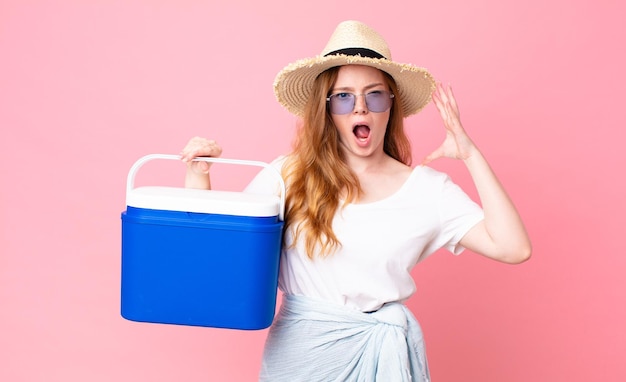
126, 186, 281, 217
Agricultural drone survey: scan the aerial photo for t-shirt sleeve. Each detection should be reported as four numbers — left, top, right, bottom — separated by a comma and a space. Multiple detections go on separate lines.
435, 172, 484, 255
243, 156, 286, 197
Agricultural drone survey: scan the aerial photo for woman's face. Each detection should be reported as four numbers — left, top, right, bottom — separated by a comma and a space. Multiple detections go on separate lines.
329, 65, 392, 163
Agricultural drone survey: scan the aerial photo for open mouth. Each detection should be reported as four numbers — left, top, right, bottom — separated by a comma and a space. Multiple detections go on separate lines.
353, 125, 370, 141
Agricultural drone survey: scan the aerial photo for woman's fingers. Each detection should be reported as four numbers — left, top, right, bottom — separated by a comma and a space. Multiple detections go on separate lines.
425, 82, 477, 163
433, 83, 461, 129
421, 145, 445, 166
180, 137, 222, 162
180, 137, 222, 175
446, 84, 460, 116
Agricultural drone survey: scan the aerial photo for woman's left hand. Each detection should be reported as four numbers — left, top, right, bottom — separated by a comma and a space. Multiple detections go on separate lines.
422, 83, 477, 165
424, 83, 532, 264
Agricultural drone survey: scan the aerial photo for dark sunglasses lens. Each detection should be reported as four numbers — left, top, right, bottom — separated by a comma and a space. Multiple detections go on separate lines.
328, 92, 392, 114
366, 91, 392, 113
329, 94, 355, 115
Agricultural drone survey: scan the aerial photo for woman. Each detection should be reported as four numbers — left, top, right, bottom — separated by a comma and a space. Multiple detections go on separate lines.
181, 20, 531, 382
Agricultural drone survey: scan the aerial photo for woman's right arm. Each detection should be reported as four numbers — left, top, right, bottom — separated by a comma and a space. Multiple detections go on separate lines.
180, 137, 223, 190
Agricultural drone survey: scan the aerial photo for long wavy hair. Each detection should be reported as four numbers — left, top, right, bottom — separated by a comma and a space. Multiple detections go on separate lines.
282, 66, 411, 258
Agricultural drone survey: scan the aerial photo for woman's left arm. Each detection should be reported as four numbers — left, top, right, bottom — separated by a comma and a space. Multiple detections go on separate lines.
423, 83, 532, 264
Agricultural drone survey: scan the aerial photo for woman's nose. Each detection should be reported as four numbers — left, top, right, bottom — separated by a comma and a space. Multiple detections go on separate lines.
353, 94, 368, 114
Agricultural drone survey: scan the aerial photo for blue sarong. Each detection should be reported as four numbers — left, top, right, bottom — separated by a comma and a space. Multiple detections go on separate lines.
259, 294, 430, 382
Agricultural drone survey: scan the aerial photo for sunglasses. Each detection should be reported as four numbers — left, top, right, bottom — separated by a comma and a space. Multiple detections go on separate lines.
326, 90, 394, 115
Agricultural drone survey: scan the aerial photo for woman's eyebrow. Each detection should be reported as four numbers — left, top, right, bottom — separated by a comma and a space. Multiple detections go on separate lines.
331, 83, 386, 92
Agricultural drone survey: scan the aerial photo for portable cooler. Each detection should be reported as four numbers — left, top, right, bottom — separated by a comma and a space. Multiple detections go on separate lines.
120, 154, 284, 330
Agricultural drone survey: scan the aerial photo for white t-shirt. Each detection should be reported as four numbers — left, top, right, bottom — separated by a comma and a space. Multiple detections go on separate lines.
245, 156, 484, 312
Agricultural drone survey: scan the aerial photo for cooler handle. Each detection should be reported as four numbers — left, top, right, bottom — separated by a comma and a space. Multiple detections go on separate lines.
126, 154, 286, 221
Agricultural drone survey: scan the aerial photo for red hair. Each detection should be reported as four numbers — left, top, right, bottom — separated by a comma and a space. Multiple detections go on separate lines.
282, 67, 411, 258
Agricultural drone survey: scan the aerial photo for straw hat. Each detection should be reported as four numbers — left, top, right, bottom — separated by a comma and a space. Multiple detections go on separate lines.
273, 20, 436, 118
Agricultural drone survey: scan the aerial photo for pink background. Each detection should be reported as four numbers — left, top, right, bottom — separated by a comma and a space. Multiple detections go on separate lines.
1, 0, 624, 381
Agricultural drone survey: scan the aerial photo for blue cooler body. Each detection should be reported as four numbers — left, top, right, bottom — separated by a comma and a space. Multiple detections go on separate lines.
120, 155, 284, 330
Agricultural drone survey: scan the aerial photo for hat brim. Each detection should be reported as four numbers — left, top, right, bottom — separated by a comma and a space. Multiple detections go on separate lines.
274, 54, 436, 118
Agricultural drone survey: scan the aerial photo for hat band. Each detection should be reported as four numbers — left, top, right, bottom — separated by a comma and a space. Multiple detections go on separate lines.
324, 47, 386, 59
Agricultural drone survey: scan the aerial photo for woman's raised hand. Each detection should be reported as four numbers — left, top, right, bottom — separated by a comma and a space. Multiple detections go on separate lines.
422, 83, 477, 166
180, 137, 222, 189
180, 137, 223, 175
